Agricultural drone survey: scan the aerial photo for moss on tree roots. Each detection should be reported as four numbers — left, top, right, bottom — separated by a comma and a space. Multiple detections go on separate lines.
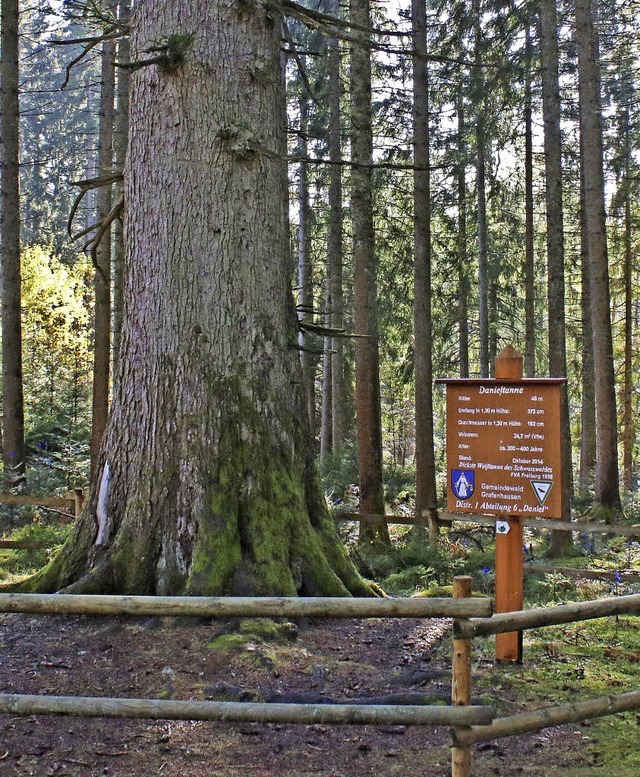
15, 445, 372, 598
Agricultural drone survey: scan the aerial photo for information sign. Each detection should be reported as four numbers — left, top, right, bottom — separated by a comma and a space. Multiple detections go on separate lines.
440, 379, 565, 519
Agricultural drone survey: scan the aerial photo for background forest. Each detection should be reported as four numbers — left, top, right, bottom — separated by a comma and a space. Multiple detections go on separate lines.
0, 0, 639, 524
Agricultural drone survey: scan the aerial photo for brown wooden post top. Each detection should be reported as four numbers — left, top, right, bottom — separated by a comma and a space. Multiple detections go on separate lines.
495, 345, 523, 380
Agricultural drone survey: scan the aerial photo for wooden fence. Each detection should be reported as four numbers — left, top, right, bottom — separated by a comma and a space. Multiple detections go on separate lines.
0, 490, 85, 549
334, 509, 640, 537
449, 590, 640, 775
0, 585, 639, 776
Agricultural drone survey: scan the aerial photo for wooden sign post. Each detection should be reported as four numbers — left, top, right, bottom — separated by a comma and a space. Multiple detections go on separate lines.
438, 346, 566, 662
493, 347, 524, 662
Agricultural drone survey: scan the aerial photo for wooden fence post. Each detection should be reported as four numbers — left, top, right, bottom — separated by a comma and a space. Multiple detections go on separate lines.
73, 489, 85, 518
451, 575, 473, 777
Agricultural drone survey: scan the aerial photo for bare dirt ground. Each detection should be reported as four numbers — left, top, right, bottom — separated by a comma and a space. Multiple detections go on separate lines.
0, 612, 595, 776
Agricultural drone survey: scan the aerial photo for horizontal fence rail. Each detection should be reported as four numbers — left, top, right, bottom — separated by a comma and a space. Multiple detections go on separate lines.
454, 593, 640, 639
0, 693, 493, 727
0, 494, 75, 508
2, 586, 639, 777
452, 689, 640, 745
0, 540, 52, 550
0, 491, 86, 549
0, 593, 493, 619
334, 511, 640, 537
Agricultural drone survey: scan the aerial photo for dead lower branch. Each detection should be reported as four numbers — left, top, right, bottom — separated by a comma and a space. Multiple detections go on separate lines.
55, 25, 121, 89
68, 172, 123, 238
83, 195, 124, 269
298, 320, 367, 339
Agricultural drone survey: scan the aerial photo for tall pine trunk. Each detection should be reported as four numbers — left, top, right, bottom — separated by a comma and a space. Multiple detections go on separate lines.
576, 0, 621, 509
473, 0, 489, 378
320, 267, 333, 460
112, 0, 131, 378
327, 0, 348, 452
1, 0, 26, 487
90, 0, 117, 477
0, 0, 25, 488
579, 146, 597, 493
24, 0, 370, 598
523, 24, 536, 379
412, 0, 438, 541
297, 96, 315, 434
539, 0, 573, 551
350, 0, 388, 544
456, 89, 469, 378
620, 108, 634, 492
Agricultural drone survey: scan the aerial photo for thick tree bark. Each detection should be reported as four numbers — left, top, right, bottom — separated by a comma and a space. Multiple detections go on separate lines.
539, 0, 573, 551
576, 0, 621, 509
412, 0, 438, 541
25, 0, 370, 598
1, 0, 26, 486
350, 0, 389, 544
90, 0, 117, 478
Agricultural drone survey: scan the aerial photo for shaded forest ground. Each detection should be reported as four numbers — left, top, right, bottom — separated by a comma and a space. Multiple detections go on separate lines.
0, 610, 613, 777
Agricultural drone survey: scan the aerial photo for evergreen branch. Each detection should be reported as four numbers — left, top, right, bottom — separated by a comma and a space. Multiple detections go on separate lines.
50, 29, 125, 47
278, 0, 409, 38
282, 20, 320, 105
61, 0, 118, 28
286, 152, 452, 173
115, 57, 165, 71
275, 0, 499, 68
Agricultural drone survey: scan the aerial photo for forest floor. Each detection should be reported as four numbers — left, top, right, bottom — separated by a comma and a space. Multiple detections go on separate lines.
0, 610, 604, 777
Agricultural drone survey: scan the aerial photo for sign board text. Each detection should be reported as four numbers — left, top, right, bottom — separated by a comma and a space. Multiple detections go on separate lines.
441, 380, 564, 519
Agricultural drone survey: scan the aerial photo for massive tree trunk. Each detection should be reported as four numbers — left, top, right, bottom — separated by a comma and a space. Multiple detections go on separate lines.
26, 0, 369, 598
1, 0, 26, 487
576, 0, 621, 509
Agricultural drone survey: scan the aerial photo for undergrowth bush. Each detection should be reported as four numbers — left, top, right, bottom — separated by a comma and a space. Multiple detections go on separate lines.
351, 532, 495, 595
0, 520, 70, 582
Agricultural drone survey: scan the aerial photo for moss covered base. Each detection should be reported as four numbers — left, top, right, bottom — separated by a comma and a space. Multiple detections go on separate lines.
16, 446, 373, 598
